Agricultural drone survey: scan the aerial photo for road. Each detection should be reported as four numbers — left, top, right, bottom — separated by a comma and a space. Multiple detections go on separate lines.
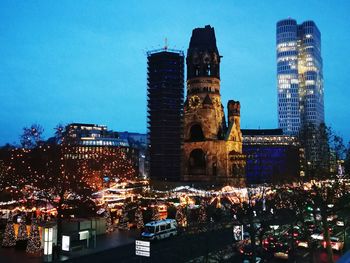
1, 223, 347, 263
66, 227, 235, 263
65, 223, 350, 263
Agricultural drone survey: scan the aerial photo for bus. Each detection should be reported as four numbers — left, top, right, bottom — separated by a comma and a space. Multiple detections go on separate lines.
141, 219, 177, 241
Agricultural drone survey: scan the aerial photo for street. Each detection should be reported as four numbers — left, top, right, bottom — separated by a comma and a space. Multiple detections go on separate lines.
66, 227, 235, 263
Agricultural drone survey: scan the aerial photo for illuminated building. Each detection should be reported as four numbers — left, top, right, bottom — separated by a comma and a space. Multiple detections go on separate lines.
242, 129, 300, 184
64, 123, 129, 151
277, 19, 325, 171
147, 49, 184, 182
277, 19, 324, 133
63, 123, 138, 178
64, 123, 110, 140
118, 132, 148, 178
183, 25, 245, 185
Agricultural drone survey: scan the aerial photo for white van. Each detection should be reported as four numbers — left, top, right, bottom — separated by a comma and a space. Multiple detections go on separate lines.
141, 219, 177, 241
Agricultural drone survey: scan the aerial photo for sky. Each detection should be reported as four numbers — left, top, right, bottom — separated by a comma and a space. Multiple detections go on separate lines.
1, 0, 350, 145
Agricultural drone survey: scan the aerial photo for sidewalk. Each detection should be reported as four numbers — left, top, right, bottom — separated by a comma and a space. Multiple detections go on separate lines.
0, 229, 140, 263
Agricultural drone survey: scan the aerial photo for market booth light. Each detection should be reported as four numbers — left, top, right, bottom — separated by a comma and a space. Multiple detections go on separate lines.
43, 226, 53, 262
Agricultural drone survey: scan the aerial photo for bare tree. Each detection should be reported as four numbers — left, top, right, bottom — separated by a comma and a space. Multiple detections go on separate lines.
20, 124, 44, 149
345, 142, 350, 175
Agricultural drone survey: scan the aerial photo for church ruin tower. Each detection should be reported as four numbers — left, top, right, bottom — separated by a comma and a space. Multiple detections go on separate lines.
183, 25, 245, 185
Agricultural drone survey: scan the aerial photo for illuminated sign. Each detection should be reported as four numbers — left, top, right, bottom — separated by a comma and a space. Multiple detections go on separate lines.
79, 230, 89, 240
62, 235, 70, 251
233, 225, 244, 241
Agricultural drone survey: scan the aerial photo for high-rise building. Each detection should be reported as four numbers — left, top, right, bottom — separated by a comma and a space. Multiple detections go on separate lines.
277, 19, 325, 171
183, 25, 245, 185
147, 48, 184, 182
276, 19, 324, 134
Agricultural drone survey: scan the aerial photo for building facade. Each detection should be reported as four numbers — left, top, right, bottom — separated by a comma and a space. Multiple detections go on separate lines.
147, 49, 184, 182
183, 25, 245, 186
118, 131, 148, 178
277, 19, 324, 134
277, 19, 325, 170
242, 129, 300, 185
64, 123, 129, 149
63, 123, 139, 180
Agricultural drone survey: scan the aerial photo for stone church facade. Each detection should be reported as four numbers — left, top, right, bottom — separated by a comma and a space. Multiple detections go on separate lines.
182, 25, 246, 186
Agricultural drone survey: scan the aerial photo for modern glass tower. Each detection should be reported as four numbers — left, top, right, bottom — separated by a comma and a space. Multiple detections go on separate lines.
277, 19, 325, 172
147, 48, 184, 182
276, 19, 324, 135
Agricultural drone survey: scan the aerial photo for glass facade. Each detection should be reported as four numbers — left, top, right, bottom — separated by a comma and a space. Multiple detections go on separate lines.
242, 129, 300, 184
276, 19, 324, 135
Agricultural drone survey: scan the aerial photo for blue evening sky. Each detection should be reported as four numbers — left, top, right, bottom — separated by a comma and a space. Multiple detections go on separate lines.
1, 0, 349, 145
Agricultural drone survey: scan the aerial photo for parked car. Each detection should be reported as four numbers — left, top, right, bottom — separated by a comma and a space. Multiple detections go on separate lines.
274, 244, 291, 260
262, 236, 282, 251
311, 230, 324, 240
238, 243, 254, 257
327, 214, 338, 222
284, 227, 300, 238
336, 219, 345, 227
243, 257, 262, 263
238, 243, 264, 260
305, 220, 316, 232
296, 237, 309, 248
322, 237, 344, 251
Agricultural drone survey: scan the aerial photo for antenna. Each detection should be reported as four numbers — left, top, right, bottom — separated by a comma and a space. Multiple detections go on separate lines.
164, 37, 168, 50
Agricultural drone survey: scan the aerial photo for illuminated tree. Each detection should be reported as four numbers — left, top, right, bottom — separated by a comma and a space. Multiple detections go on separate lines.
4, 125, 136, 233
20, 124, 44, 149
78, 147, 136, 191
151, 205, 160, 221
26, 218, 41, 254
135, 207, 144, 229
53, 124, 65, 145
328, 127, 346, 164
2, 214, 16, 247
0, 124, 137, 246
17, 218, 28, 241
0, 159, 8, 192
118, 204, 129, 230
175, 205, 186, 227
105, 206, 114, 233
198, 201, 207, 224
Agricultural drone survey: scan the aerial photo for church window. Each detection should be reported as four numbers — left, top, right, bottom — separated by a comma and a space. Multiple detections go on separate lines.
190, 124, 205, 141
189, 149, 206, 175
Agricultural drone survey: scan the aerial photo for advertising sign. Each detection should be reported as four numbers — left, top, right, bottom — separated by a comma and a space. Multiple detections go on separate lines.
233, 225, 244, 241
62, 235, 70, 251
